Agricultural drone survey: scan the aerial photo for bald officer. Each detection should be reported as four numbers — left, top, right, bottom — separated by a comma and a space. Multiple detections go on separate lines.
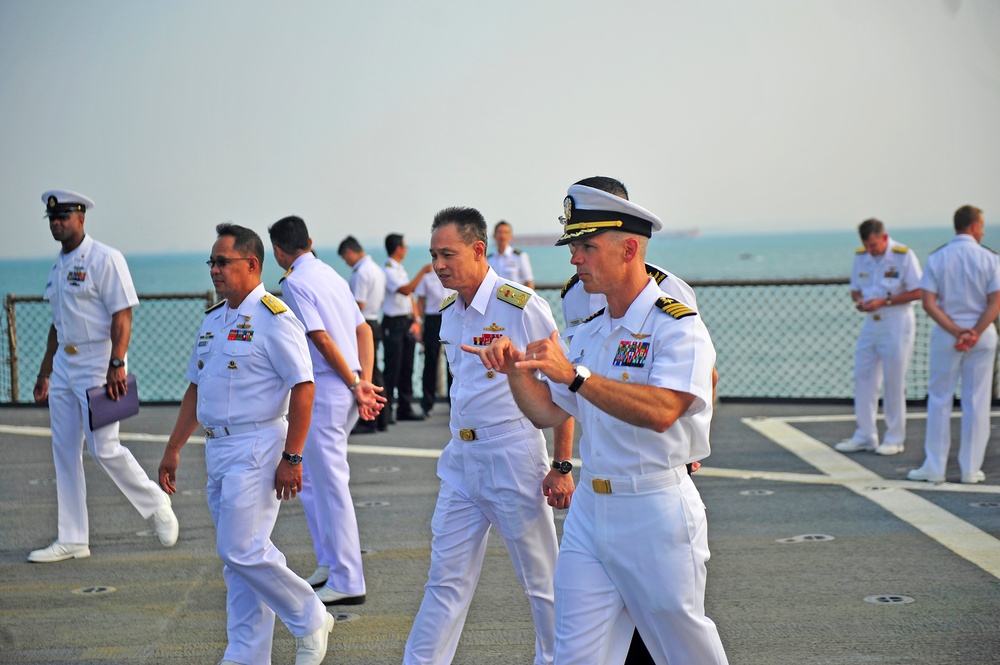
909, 205, 1000, 484
836, 219, 922, 456
29, 189, 177, 564
403, 207, 572, 665
158, 223, 333, 665
269, 215, 384, 605
469, 178, 728, 664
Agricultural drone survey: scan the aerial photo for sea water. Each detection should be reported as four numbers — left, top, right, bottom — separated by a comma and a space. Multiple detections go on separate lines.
0, 226, 960, 297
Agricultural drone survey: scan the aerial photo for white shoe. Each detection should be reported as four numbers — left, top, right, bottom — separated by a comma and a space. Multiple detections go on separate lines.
151, 496, 179, 547
316, 585, 366, 605
835, 439, 876, 453
908, 467, 945, 483
962, 471, 986, 484
28, 541, 91, 563
295, 612, 335, 665
876, 443, 904, 456
304, 565, 330, 588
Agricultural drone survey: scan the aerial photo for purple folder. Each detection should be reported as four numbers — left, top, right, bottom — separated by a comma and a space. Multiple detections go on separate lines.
86, 373, 139, 431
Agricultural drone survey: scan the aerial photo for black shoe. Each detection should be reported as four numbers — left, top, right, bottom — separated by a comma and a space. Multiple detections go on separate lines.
397, 411, 425, 421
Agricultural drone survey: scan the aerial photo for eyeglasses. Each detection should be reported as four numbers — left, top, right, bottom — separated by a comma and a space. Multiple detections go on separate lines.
206, 257, 253, 268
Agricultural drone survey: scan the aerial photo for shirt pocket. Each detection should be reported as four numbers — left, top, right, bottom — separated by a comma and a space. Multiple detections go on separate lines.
613, 364, 651, 386
218, 340, 253, 376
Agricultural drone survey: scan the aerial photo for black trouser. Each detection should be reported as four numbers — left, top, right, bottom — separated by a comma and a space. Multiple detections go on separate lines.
420, 314, 443, 414
365, 319, 389, 430
382, 314, 417, 418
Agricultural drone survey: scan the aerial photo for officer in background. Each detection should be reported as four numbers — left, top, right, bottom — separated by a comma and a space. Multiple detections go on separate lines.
269, 216, 385, 605
909, 205, 1000, 484
381, 233, 432, 422
414, 265, 453, 417
158, 223, 334, 665
403, 207, 573, 665
468, 179, 728, 664
836, 219, 922, 456
338, 235, 389, 433
487, 219, 535, 289
29, 189, 178, 563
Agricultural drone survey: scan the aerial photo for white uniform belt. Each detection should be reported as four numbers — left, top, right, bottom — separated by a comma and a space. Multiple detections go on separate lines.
582, 466, 688, 495
59, 340, 107, 355
203, 417, 285, 439
450, 417, 532, 442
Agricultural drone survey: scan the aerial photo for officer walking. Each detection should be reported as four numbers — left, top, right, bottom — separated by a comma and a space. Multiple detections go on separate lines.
269, 216, 384, 605
468, 178, 728, 664
29, 189, 177, 563
836, 219, 922, 456
158, 223, 334, 665
403, 207, 574, 665
909, 205, 1000, 484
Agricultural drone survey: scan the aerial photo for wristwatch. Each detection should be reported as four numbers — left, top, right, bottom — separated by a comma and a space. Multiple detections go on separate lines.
552, 459, 573, 474
109, 357, 125, 369
568, 365, 591, 393
281, 451, 303, 466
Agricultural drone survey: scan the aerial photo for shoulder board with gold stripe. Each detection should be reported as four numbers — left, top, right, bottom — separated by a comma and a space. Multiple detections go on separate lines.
261, 294, 288, 315
656, 297, 697, 319
496, 283, 529, 309
205, 299, 226, 314
279, 267, 293, 283
513, 248, 523, 255
439, 293, 457, 312
855, 247, 866, 254
583, 307, 605, 323
384, 260, 392, 267
560, 274, 580, 298
645, 263, 668, 284
891, 245, 909, 254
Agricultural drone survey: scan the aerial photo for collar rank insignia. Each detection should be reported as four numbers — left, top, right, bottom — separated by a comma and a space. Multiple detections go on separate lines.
261, 294, 287, 314
279, 266, 293, 283
440, 293, 457, 312
483, 323, 505, 331
656, 297, 696, 319
614, 340, 650, 367
497, 284, 529, 309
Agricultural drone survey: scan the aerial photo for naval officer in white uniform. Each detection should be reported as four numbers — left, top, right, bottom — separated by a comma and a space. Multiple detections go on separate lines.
269, 215, 384, 605
158, 223, 333, 665
29, 189, 178, 563
468, 178, 728, 665
836, 219, 922, 456
487, 220, 535, 289
403, 207, 573, 665
909, 205, 1000, 484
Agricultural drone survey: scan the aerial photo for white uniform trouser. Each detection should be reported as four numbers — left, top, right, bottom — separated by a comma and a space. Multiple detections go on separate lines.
554, 468, 728, 665
299, 371, 365, 595
206, 421, 328, 665
403, 421, 557, 665
922, 325, 998, 477
850, 307, 916, 447
48, 340, 165, 544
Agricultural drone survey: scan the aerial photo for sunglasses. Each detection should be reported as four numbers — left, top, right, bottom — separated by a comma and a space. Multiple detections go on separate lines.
205, 257, 253, 269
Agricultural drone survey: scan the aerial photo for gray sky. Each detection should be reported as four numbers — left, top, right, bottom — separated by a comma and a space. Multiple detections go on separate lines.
2, 0, 998, 260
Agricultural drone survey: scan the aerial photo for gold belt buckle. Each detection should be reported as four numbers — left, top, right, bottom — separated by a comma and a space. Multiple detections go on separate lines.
459, 428, 476, 442
872, 314, 881, 321
592, 478, 613, 494
64, 344, 78, 355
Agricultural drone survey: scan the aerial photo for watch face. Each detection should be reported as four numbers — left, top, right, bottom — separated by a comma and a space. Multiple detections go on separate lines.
110, 358, 125, 368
